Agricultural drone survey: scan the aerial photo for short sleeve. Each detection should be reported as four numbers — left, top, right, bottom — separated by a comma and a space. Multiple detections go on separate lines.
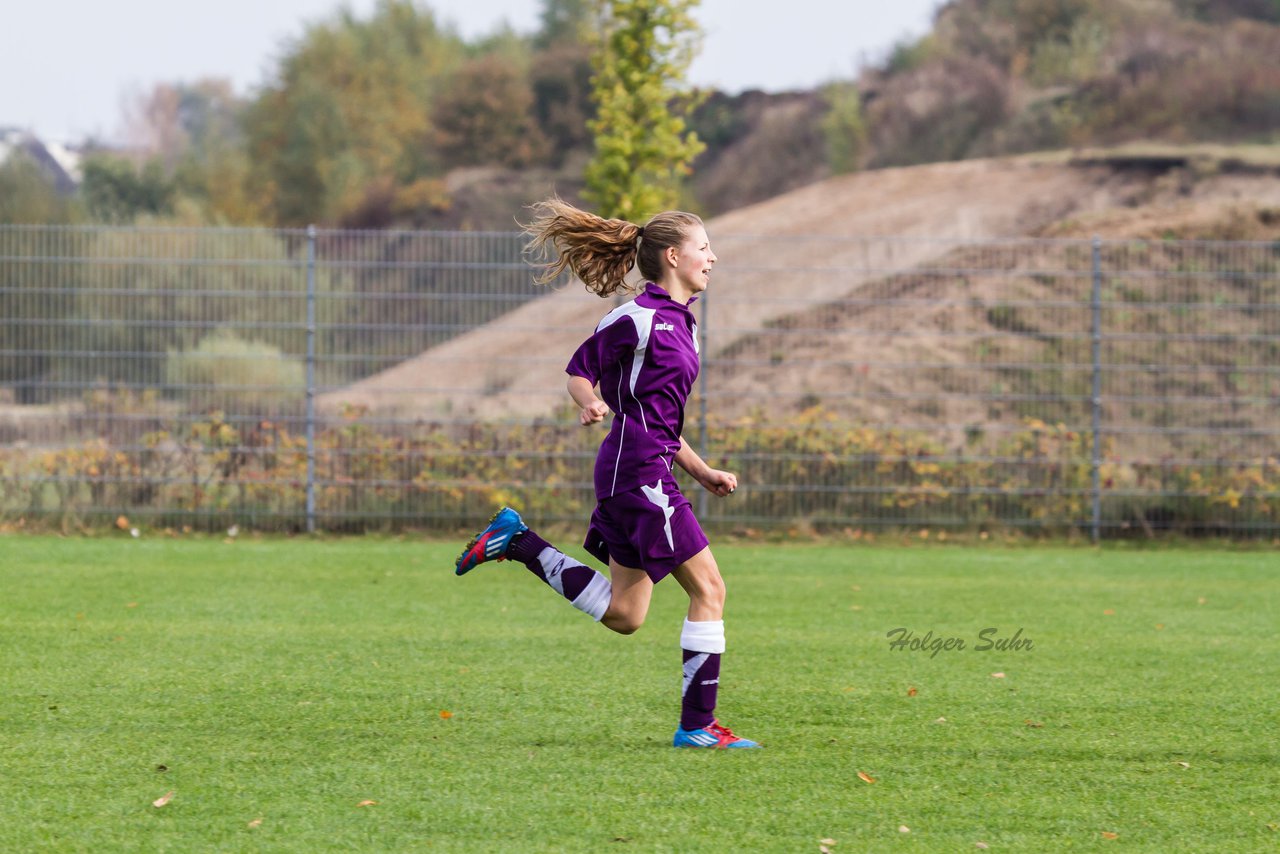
565, 313, 640, 385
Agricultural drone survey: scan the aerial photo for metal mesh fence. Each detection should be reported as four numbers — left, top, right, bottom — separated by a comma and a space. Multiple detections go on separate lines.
1, 225, 1276, 538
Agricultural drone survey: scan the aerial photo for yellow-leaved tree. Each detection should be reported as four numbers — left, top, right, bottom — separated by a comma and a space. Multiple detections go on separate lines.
584, 0, 706, 221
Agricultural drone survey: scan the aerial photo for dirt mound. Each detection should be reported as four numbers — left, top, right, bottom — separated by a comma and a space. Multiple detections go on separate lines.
320, 152, 1280, 426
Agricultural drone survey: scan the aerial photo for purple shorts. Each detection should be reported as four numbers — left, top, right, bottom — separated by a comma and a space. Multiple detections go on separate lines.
583, 473, 710, 583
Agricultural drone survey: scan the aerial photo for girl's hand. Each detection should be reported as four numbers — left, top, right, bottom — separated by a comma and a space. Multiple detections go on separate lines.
699, 468, 738, 497
579, 399, 611, 426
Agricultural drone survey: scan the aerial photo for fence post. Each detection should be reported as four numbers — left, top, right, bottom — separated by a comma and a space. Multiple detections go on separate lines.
305, 225, 317, 534
1090, 236, 1103, 544
698, 289, 709, 520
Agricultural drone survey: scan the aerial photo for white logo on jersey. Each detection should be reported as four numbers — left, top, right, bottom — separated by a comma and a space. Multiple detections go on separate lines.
654, 322, 675, 331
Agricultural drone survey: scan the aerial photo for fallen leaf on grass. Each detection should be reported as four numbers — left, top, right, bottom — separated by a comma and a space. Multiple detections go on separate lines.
898, 825, 911, 834
439, 710, 453, 719
991, 672, 1006, 679
975, 843, 989, 850
907, 687, 918, 697
248, 818, 263, 828
1197, 597, 1206, 605
1103, 609, 1115, 616
152, 791, 174, 808
857, 771, 876, 784
1025, 719, 1044, 728
1174, 761, 1190, 769
934, 717, 947, 724
356, 800, 377, 807
1101, 831, 1119, 840
818, 839, 836, 846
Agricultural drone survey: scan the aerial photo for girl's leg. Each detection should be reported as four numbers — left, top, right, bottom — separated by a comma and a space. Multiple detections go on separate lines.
600, 561, 654, 634
511, 538, 653, 634
669, 547, 757, 747
671, 547, 726, 731
671, 546, 726, 621
456, 508, 654, 632
505, 526, 613, 622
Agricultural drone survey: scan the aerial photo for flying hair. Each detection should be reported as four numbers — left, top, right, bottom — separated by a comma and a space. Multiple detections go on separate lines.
521, 197, 704, 299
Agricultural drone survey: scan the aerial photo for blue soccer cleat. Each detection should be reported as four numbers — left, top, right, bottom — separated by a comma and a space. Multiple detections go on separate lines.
673, 720, 761, 749
455, 507, 528, 576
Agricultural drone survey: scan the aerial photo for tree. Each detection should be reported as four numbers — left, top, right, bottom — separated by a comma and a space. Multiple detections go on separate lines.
242, 0, 465, 225
435, 53, 549, 169
0, 152, 78, 224
124, 79, 263, 224
821, 82, 868, 175
80, 155, 175, 223
536, 0, 595, 48
584, 0, 706, 220
530, 41, 596, 165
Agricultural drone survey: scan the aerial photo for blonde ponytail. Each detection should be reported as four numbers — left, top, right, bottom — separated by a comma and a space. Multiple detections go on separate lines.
522, 197, 703, 299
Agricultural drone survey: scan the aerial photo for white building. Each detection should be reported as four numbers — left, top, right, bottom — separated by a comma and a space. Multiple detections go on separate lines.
0, 127, 82, 192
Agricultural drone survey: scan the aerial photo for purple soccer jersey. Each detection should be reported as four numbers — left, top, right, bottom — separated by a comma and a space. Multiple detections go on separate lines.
565, 283, 701, 500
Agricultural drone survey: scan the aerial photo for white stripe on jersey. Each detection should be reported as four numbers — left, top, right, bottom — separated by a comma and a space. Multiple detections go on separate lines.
596, 301, 655, 429
609, 413, 627, 496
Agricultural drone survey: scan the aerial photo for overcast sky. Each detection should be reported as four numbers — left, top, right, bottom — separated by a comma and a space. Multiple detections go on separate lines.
1, 0, 943, 143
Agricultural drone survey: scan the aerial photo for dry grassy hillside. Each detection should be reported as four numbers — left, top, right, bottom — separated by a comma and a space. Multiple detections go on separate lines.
323, 148, 1280, 440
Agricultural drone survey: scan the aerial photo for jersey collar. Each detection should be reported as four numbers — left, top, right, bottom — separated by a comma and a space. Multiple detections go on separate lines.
641, 282, 699, 307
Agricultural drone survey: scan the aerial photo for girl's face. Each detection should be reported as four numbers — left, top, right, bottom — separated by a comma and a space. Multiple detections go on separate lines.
666, 226, 717, 301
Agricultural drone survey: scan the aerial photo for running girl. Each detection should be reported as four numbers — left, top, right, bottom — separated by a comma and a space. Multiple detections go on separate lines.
455, 198, 758, 749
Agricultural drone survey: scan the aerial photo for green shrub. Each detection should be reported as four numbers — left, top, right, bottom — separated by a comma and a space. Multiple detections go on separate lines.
165, 330, 304, 414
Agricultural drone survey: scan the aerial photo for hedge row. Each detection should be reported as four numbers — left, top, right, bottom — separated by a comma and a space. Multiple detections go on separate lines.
2, 410, 1275, 537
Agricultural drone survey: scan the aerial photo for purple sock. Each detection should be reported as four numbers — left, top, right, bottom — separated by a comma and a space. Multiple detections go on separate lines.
681, 650, 721, 731
507, 530, 611, 621
679, 619, 725, 730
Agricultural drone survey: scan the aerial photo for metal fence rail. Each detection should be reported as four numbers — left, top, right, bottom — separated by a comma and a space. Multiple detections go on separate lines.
1, 225, 1276, 538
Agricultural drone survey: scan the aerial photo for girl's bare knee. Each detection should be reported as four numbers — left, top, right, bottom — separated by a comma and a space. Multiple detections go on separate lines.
603, 611, 644, 635
690, 573, 726, 612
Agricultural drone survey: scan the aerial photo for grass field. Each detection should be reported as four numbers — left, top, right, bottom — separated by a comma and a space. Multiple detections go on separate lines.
2, 535, 1277, 852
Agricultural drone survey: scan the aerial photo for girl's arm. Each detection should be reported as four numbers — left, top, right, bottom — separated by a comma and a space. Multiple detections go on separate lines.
674, 436, 737, 497
567, 375, 611, 426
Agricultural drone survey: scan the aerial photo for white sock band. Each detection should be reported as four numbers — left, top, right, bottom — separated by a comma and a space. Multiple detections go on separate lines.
680, 618, 726, 654
572, 573, 612, 622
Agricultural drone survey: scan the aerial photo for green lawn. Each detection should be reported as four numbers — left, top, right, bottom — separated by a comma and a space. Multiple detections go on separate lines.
1, 536, 1277, 852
